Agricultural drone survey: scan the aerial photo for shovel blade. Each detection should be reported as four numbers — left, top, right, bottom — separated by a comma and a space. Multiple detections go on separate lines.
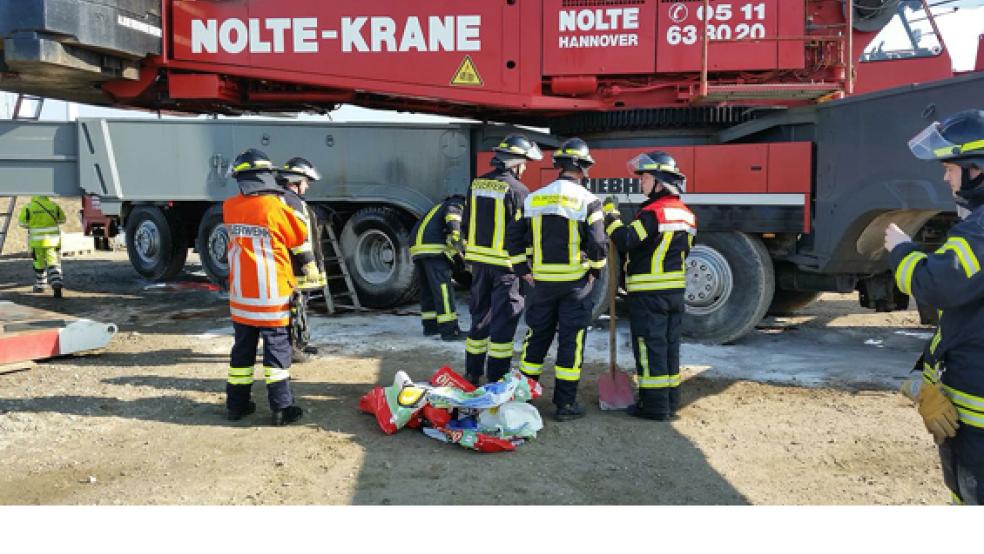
598, 367, 635, 411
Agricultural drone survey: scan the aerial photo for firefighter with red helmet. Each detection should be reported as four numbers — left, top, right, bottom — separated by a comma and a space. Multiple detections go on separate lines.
276, 156, 325, 363
506, 138, 607, 421
605, 151, 696, 421
888, 109, 984, 504
223, 148, 311, 426
461, 133, 542, 385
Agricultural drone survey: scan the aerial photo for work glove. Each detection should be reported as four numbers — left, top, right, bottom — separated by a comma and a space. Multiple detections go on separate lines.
901, 378, 959, 445
884, 223, 911, 252
603, 196, 620, 216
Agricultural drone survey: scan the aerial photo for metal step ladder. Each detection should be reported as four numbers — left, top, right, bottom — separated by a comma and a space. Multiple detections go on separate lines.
310, 216, 363, 315
0, 94, 45, 254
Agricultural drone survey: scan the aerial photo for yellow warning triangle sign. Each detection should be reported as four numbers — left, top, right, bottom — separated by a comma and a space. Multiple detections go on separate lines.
451, 56, 483, 87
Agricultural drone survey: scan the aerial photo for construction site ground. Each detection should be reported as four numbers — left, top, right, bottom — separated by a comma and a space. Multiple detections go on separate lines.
0, 244, 948, 505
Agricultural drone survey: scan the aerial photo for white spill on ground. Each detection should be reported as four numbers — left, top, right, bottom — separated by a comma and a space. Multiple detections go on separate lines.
196, 291, 927, 390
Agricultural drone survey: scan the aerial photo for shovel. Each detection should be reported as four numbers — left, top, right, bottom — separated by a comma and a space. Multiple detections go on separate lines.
598, 241, 635, 410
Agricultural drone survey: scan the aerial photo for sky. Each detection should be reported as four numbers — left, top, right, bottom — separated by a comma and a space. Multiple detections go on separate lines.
1, 4, 982, 123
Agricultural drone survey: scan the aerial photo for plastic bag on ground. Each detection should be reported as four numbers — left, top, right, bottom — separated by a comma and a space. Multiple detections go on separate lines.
478, 401, 543, 439
422, 427, 516, 453
357, 370, 427, 435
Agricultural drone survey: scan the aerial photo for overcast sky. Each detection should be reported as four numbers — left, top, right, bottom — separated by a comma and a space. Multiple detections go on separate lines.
2, 5, 982, 123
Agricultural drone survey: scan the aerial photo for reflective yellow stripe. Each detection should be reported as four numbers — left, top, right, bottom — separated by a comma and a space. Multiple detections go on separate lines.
894, 251, 928, 295
290, 243, 313, 255
445, 214, 462, 222
951, 491, 964, 505
652, 231, 673, 276
228, 366, 254, 385
493, 196, 505, 253
568, 218, 578, 269
638, 336, 649, 380
631, 220, 648, 241
606, 220, 624, 235
587, 258, 607, 269
510, 254, 528, 265
555, 365, 581, 382
415, 203, 442, 248
533, 215, 544, 269
639, 375, 674, 388
520, 360, 543, 376
465, 337, 489, 354
464, 252, 512, 267
587, 210, 604, 225
936, 237, 981, 278
573, 329, 585, 370
264, 366, 290, 384
438, 283, 454, 322
488, 341, 514, 359
959, 138, 984, 154
410, 244, 447, 256
421, 311, 437, 320
929, 327, 942, 355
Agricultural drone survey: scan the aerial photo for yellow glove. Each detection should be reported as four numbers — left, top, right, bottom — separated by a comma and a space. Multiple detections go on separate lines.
901, 378, 959, 444
602, 196, 620, 216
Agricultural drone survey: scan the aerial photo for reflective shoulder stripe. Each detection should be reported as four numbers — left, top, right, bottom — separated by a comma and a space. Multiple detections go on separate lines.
936, 236, 981, 278
659, 222, 696, 234
631, 219, 648, 241
894, 251, 928, 296
661, 206, 696, 226
587, 210, 604, 225
606, 220, 624, 235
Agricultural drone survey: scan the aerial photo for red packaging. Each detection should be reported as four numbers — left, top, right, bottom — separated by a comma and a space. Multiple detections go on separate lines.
429, 366, 476, 392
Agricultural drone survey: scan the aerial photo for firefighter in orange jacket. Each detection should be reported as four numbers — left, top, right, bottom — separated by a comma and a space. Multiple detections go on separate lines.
223, 149, 311, 426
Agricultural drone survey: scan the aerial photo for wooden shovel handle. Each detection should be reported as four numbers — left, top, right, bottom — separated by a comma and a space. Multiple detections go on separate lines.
608, 239, 617, 372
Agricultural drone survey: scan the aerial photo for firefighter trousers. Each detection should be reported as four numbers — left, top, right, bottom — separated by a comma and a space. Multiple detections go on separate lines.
31, 246, 62, 288
466, 264, 524, 383
629, 291, 685, 417
939, 417, 984, 504
227, 322, 294, 411
414, 257, 458, 335
519, 277, 595, 408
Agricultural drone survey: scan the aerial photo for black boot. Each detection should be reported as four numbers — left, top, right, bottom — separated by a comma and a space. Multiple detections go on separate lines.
52, 285, 63, 299
226, 400, 257, 421
627, 403, 676, 422
271, 405, 304, 426
441, 327, 466, 342
422, 322, 440, 336
554, 402, 586, 422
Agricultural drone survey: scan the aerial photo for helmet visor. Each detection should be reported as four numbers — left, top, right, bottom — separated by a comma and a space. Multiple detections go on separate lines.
525, 142, 544, 161
909, 121, 962, 161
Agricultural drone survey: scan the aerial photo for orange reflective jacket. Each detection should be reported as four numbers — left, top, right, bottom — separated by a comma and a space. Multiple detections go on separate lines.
223, 193, 307, 327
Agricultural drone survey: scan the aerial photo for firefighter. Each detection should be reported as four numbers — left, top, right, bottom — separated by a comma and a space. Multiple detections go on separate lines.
223, 148, 313, 426
410, 194, 467, 340
887, 109, 984, 504
461, 133, 542, 385
604, 151, 695, 421
506, 138, 607, 421
18, 195, 66, 298
276, 156, 325, 363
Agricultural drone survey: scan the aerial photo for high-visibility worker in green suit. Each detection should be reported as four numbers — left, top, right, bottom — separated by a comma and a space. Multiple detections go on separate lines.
18, 195, 66, 298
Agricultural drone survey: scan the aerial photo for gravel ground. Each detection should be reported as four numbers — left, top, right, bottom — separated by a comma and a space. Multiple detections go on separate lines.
0, 250, 948, 505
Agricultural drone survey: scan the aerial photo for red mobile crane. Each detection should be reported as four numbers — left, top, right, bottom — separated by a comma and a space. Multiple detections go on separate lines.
1, 0, 982, 343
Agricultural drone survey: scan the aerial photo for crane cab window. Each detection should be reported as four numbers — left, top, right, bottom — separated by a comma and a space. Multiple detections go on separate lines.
861, 0, 943, 62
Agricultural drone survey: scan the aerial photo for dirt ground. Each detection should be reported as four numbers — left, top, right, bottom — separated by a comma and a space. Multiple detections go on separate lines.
0, 249, 948, 505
